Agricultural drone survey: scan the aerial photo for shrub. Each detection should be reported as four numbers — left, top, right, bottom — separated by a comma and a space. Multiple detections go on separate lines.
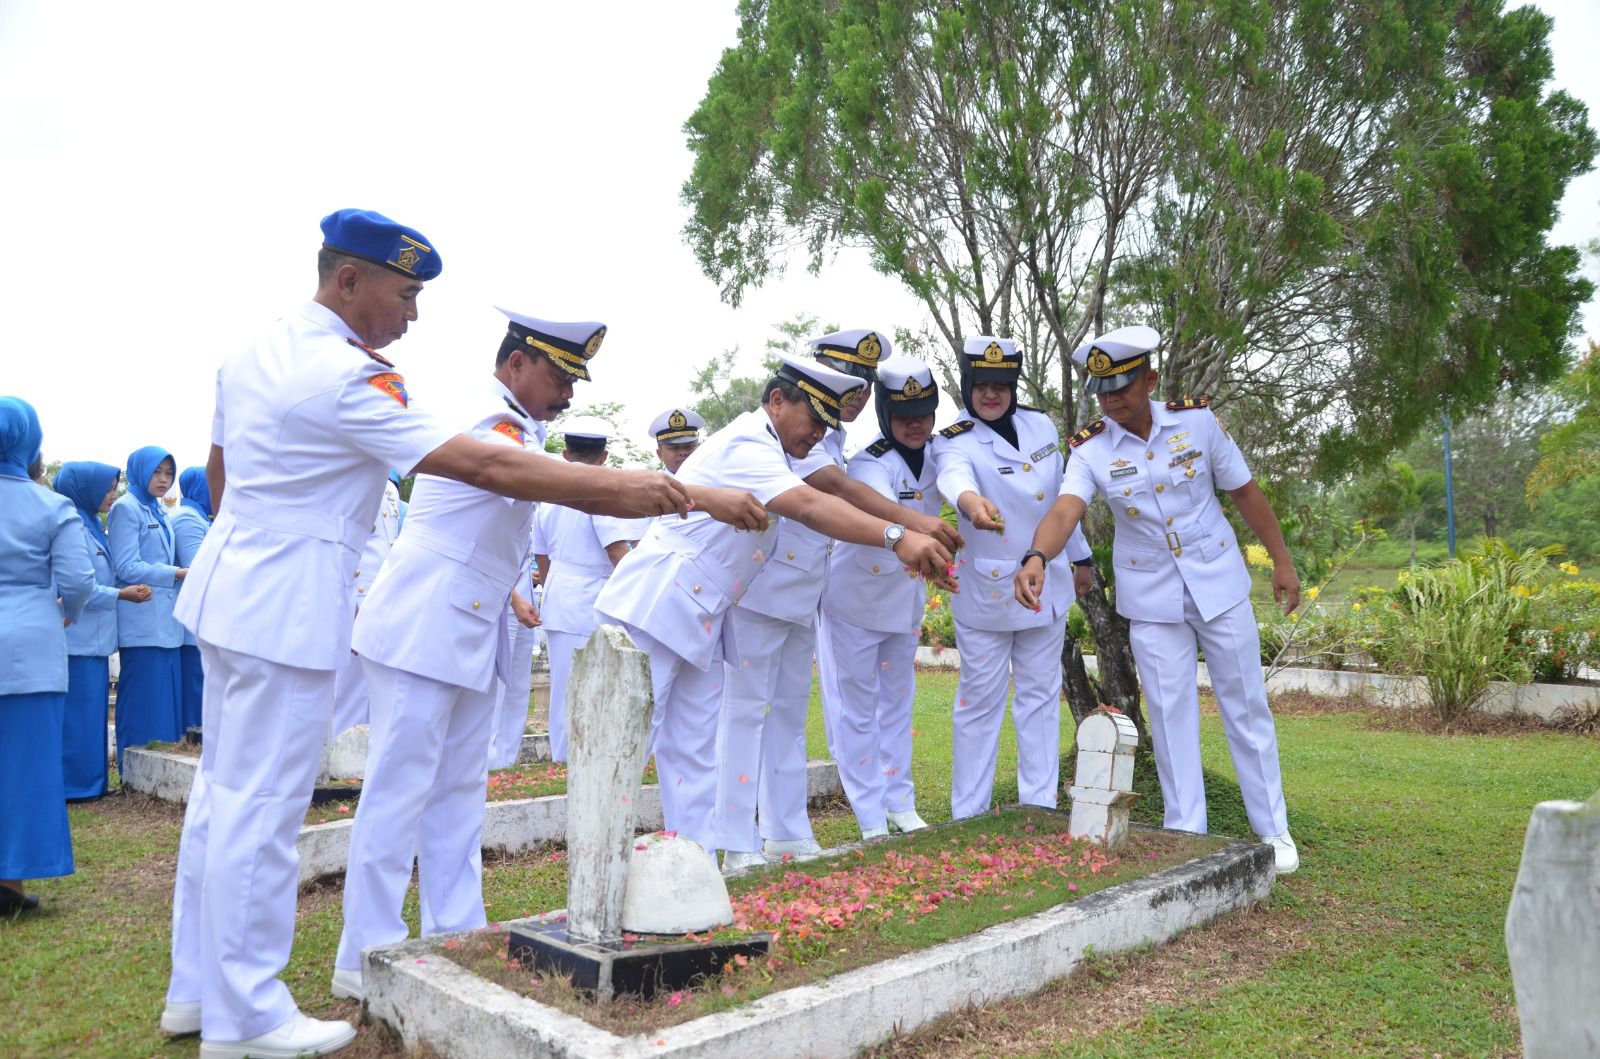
1509, 576, 1600, 683
920, 585, 955, 648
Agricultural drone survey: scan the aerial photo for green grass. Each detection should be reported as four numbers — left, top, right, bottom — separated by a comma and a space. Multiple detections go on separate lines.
2, 671, 1593, 1057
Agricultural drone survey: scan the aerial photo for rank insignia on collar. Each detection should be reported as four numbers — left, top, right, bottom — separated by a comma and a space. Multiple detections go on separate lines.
492, 420, 527, 447
939, 419, 975, 438
349, 336, 394, 368
1068, 420, 1106, 448
367, 372, 410, 407
1166, 395, 1211, 412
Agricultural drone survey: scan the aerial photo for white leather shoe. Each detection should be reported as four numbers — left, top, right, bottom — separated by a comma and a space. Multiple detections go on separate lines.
886, 809, 929, 833
861, 826, 890, 840
1264, 833, 1299, 875
721, 849, 767, 874
331, 966, 364, 1002
763, 837, 822, 861
160, 1000, 200, 1036
198, 1011, 356, 1059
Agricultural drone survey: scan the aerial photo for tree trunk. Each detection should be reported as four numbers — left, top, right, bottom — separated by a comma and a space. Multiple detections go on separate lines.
1484, 508, 1497, 540
1409, 522, 1417, 565
1060, 633, 1099, 726
1065, 569, 1147, 746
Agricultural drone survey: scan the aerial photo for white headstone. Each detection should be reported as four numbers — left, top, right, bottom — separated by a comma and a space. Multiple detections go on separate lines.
564, 625, 656, 945
1505, 789, 1600, 1059
1067, 709, 1141, 846
622, 831, 734, 934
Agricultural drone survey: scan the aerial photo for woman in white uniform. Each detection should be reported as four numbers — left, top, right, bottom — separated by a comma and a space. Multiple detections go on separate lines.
930, 337, 1093, 820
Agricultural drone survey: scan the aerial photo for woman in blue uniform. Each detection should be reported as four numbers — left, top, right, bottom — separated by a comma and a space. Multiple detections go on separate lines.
0, 397, 95, 912
55, 462, 153, 799
107, 446, 187, 771
170, 466, 213, 732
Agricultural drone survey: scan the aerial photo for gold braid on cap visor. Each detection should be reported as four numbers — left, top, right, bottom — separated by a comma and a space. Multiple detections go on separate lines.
523, 335, 591, 380
1086, 348, 1147, 378
792, 377, 850, 427
655, 427, 701, 441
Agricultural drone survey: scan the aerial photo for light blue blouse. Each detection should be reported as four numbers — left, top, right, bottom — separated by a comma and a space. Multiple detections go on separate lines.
0, 476, 95, 694
107, 493, 185, 649
64, 521, 121, 657
169, 505, 210, 649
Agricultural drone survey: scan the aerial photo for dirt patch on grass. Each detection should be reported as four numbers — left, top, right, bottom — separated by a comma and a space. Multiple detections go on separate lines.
1355, 705, 1561, 737
866, 883, 1399, 1058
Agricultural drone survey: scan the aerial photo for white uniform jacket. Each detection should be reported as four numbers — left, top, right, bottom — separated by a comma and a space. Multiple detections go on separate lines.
175, 301, 455, 671
738, 429, 845, 626
932, 408, 1090, 631
351, 383, 538, 693
1060, 399, 1252, 623
596, 409, 802, 671
353, 481, 403, 607
821, 436, 942, 635
537, 502, 648, 637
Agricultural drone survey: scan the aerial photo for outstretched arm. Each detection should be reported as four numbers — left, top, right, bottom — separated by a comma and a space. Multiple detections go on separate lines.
805, 464, 963, 552
1014, 494, 1088, 610
767, 483, 952, 581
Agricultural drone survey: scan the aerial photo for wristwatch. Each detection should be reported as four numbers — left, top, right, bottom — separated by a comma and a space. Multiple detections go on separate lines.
1020, 549, 1049, 569
883, 523, 906, 551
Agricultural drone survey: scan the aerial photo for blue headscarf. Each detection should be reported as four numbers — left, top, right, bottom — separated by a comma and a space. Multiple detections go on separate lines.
0, 396, 43, 479
179, 466, 212, 519
54, 461, 121, 551
125, 445, 176, 522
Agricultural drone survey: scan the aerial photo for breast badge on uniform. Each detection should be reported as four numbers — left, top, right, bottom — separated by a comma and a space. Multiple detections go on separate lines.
367, 372, 410, 407
939, 420, 975, 439
1068, 420, 1106, 448
1166, 395, 1211, 411
492, 420, 527, 447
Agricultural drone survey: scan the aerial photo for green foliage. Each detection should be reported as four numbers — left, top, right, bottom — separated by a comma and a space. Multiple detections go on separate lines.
920, 582, 955, 647
548, 402, 653, 467
1510, 576, 1600, 683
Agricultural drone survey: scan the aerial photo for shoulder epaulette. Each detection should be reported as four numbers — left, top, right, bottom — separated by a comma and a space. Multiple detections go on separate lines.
1016, 403, 1044, 414
1068, 420, 1106, 448
1166, 395, 1210, 412
865, 437, 893, 457
349, 336, 394, 368
938, 419, 975, 439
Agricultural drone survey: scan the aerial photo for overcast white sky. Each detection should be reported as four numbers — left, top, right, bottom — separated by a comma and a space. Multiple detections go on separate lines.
2, 1, 1596, 474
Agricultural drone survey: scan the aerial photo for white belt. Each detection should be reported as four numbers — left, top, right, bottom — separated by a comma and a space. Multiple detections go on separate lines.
400, 523, 522, 585
550, 557, 613, 578
223, 493, 367, 553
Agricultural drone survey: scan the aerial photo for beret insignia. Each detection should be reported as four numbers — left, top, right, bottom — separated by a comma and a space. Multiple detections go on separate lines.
866, 437, 893, 457
348, 336, 394, 368
1068, 419, 1107, 448
939, 419, 975, 438
1165, 395, 1211, 411
367, 372, 410, 407
491, 420, 527, 447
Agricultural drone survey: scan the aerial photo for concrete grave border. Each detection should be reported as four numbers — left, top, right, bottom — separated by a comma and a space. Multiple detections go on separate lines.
362, 833, 1273, 1058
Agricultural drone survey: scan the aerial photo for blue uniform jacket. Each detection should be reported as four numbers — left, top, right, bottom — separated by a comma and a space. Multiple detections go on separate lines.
169, 505, 210, 648
0, 476, 96, 693
107, 493, 185, 648
64, 522, 121, 658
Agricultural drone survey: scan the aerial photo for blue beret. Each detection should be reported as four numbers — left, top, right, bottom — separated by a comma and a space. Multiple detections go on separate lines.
320, 208, 442, 281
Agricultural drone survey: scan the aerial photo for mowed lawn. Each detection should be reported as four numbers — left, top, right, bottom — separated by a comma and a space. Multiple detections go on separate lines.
2, 670, 1593, 1057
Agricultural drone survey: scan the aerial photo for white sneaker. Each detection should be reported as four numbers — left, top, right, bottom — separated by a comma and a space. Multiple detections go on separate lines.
330, 966, 364, 1002
160, 1000, 201, 1036
198, 1011, 356, 1059
1264, 833, 1299, 875
721, 849, 767, 874
861, 826, 890, 840
886, 809, 929, 833
762, 837, 822, 862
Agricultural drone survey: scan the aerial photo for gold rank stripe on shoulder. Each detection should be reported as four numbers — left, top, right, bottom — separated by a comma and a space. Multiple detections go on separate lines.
348, 336, 394, 368
939, 419, 975, 438
866, 437, 893, 457
1166, 395, 1211, 411
1068, 419, 1106, 448
491, 420, 527, 447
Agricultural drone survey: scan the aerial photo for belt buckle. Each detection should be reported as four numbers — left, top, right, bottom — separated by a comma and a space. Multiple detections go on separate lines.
1165, 530, 1182, 552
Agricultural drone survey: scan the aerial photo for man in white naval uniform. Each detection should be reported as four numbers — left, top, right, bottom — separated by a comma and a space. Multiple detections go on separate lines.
717, 330, 964, 871
650, 406, 705, 473
328, 475, 402, 737
334, 313, 626, 1001
597, 352, 954, 858
1017, 325, 1302, 874
162, 210, 695, 1059
819, 356, 945, 840
931, 336, 1095, 822
534, 418, 648, 763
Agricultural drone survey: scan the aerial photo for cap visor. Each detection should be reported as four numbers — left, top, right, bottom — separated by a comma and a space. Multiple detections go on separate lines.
1085, 372, 1139, 395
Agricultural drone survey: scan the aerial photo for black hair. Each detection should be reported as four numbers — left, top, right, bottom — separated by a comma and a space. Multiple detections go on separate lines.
761, 376, 805, 406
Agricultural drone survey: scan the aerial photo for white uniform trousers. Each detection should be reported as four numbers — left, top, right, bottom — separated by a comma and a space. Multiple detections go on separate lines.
166, 641, 336, 1042
627, 624, 724, 856
950, 619, 1067, 820
335, 660, 495, 972
818, 614, 918, 831
329, 650, 369, 736
1128, 592, 1289, 838
544, 628, 590, 763
487, 614, 538, 769
715, 609, 817, 852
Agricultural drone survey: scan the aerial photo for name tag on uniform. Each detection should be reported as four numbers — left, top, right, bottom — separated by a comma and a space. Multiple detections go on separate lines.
147, 523, 159, 529
998, 466, 1015, 475
1030, 442, 1058, 462
897, 490, 918, 500
1169, 449, 1202, 467
1110, 466, 1138, 479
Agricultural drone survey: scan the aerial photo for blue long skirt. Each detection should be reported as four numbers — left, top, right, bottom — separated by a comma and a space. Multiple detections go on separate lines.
63, 655, 111, 800
115, 646, 183, 774
0, 691, 75, 879
179, 644, 204, 733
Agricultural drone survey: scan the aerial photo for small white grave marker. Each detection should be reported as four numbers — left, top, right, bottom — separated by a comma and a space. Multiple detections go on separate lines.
1067, 709, 1140, 847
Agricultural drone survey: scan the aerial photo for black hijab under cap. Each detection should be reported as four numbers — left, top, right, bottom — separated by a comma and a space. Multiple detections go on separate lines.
876, 374, 939, 479
960, 359, 1020, 451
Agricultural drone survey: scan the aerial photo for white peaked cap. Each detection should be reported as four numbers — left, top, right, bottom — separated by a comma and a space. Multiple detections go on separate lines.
559, 415, 612, 441
649, 407, 706, 444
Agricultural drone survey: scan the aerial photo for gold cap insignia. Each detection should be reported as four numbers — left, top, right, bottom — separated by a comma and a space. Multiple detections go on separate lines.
857, 332, 883, 363
1087, 348, 1114, 376
902, 377, 923, 398
396, 247, 419, 271
668, 410, 687, 430
584, 328, 606, 356
983, 342, 1005, 364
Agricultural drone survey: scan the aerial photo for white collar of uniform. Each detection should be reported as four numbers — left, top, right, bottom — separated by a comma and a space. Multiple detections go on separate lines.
300, 300, 362, 345
1102, 399, 1176, 449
